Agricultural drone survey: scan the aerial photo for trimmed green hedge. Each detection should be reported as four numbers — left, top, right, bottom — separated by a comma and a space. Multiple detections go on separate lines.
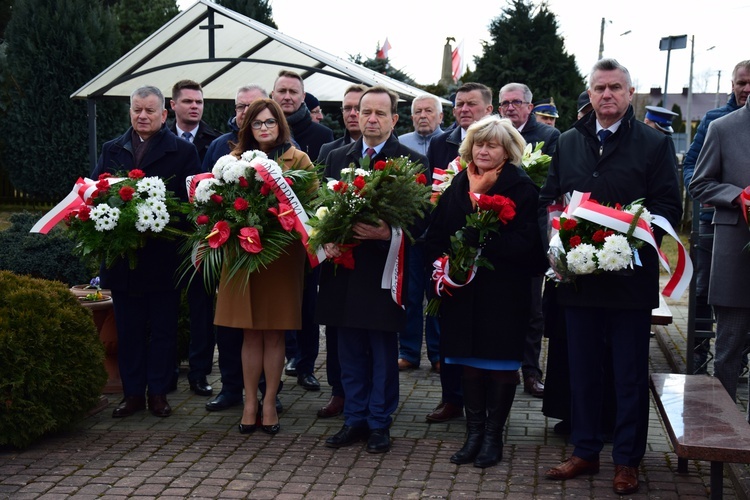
0, 271, 106, 448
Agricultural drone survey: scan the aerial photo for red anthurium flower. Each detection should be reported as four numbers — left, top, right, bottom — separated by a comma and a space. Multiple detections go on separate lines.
333, 181, 348, 193
415, 173, 427, 185
78, 205, 91, 221
238, 176, 249, 188
333, 243, 358, 269
569, 235, 582, 247
374, 160, 387, 171
196, 214, 210, 225
353, 176, 366, 191
128, 169, 145, 179
238, 226, 263, 253
268, 203, 296, 231
119, 185, 135, 202
210, 193, 223, 204
206, 220, 230, 248
233, 197, 249, 211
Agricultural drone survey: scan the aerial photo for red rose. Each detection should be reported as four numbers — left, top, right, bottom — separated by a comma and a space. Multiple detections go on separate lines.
207, 221, 230, 248
210, 193, 223, 204
233, 197, 249, 211
415, 173, 427, 185
476, 194, 493, 211
96, 178, 110, 191
128, 169, 145, 179
604, 230, 615, 238
196, 214, 210, 225
353, 176, 366, 191
97, 173, 112, 180
260, 183, 271, 196
238, 176, 249, 188
333, 181, 348, 193
592, 229, 607, 243
496, 203, 516, 224
569, 235, 582, 247
238, 226, 263, 253
119, 185, 135, 202
373, 161, 387, 171
562, 218, 577, 231
78, 205, 91, 221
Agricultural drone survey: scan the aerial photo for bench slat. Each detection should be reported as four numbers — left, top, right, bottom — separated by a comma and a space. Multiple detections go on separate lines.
650, 373, 750, 463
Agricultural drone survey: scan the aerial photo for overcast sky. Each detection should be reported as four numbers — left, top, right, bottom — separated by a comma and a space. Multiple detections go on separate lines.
181, 0, 750, 97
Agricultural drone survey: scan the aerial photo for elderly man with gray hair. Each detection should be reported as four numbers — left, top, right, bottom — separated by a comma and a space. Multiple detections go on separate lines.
399, 94, 444, 156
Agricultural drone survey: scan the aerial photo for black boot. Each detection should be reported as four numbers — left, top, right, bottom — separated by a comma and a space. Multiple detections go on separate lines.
451, 373, 486, 465
474, 381, 516, 468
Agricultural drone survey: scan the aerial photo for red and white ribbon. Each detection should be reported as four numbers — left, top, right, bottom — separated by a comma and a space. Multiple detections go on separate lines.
553, 190, 692, 299
740, 186, 750, 225
186, 173, 215, 204
381, 226, 405, 308
30, 176, 126, 234
430, 156, 465, 203
251, 160, 327, 267
431, 251, 480, 298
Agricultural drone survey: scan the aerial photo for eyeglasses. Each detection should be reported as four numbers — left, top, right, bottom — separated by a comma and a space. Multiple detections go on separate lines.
341, 106, 360, 114
235, 103, 251, 112
499, 100, 528, 109
250, 119, 278, 130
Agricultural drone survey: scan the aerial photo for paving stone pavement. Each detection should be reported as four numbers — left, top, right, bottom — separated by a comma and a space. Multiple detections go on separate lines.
1, 283, 748, 499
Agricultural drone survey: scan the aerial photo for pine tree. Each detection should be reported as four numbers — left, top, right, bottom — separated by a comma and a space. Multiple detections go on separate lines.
473, 0, 585, 130
215, 0, 277, 28
0, 0, 124, 199
114, 0, 179, 53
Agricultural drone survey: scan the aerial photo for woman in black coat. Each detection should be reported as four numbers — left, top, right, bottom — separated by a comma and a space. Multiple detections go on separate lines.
426, 116, 545, 468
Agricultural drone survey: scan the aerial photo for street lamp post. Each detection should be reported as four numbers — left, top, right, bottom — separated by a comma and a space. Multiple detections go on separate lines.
659, 34, 688, 109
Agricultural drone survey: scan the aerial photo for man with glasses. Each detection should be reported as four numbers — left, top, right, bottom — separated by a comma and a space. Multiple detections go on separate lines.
424, 82, 494, 425
318, 84, 367, 163
498, 82, 560, 401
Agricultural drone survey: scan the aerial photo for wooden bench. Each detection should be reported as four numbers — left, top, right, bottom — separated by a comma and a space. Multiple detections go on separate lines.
650, 373, 750, 499
651, 294, 673, 325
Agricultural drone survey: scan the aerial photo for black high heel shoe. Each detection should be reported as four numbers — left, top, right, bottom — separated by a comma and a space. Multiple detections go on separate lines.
261, 423, 280, 435
238, 422, 257, 434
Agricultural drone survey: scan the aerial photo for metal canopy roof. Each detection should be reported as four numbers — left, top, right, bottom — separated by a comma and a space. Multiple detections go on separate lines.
71, 0, 443, 104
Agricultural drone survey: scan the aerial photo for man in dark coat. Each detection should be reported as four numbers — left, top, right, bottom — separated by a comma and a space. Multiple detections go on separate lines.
423, 82, 494, 425
272, 70, 334, 391
499, 82, 561, 400
167, 79, 221, 399
317, 86, 428, 454
91, 85, 202, 419
318, 84, 367, 163
540, 59, 681, 495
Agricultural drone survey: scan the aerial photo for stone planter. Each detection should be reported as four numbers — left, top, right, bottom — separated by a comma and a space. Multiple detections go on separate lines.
73, 289, 122, 394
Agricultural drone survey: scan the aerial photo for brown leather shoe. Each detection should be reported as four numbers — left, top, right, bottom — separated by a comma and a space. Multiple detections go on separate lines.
524, 375, 545, 398
425, 401, 463, 422
317, 395, 344, 418
147, 394, 172, 417
545, 456, 600, 480
398, 358, 417, 370
613, 465, 639, 494
112, 396, 146, 418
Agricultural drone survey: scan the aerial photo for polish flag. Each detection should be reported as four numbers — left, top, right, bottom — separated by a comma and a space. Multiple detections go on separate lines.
376, 38, 392, 59
452, 39, 465, 81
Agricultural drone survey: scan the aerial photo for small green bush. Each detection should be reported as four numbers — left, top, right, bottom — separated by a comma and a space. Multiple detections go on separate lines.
0, 212, 94, 286
0, 271, 107, 448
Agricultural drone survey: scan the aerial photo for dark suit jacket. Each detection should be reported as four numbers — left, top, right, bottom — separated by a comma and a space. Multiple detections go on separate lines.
316, 135, 429, 332
426, 125, 462, 173
317, 130, 355, 163
169, 120, 221, 163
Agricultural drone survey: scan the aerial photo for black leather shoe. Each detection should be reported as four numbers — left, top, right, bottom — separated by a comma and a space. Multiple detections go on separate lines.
325, 425, 369, 448
366, 428, 391, 454
297, 373, 321, 391
205, 393, 243, 412
189, 378, 213, 397
238, 423, 257, 434
261, 423, 280, 435
112, 396, 146, 418
284, 358, 298, 376
147, 394, 172, 417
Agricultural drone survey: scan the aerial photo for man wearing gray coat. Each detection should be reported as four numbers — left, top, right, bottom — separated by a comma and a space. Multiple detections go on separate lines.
689, 97, 750, 421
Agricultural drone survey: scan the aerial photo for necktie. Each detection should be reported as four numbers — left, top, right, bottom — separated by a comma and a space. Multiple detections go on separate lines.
365, 147, 376, 158
597, 129, 612, 144
182, 131, 193, 143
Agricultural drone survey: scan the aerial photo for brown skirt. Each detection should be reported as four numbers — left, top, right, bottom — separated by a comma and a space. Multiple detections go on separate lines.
214, 241, 306, 330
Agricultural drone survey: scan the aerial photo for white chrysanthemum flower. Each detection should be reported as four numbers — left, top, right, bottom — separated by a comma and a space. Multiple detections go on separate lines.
340, 167, 354, 176
136, 177, 166, 200
194, 178, 222, 204
566, 243, 597, 275
596, 234, 633, 271
153, 209, 170, 224
240, 149, 267, 162
91, 204, 120, 231
150, 218, 167, 233
135, 205, 154, 232
223, 160, 251, 184
212, 154, 237, 180
354, 168, 370, 177
625, 204, 653, 225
